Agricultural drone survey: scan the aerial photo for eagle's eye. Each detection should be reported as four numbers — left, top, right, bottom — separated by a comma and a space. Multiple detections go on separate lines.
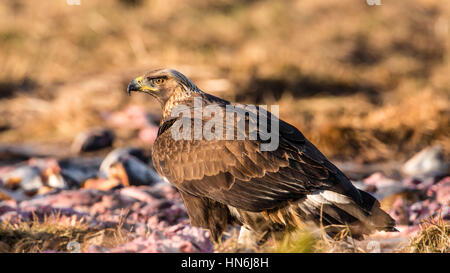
152, 78, 165, 85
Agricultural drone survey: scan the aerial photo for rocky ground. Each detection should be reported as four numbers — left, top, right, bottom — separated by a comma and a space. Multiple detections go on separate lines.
0, 106, 448, 253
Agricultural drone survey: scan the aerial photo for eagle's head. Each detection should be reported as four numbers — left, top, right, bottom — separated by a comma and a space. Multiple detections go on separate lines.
127, 68, 200, 106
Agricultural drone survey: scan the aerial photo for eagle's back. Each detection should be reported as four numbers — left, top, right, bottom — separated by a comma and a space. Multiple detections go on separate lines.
151, 93, 396, 242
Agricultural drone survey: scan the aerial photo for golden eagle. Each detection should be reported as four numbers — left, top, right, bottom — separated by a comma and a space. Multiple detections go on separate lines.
127, 68, 396, 245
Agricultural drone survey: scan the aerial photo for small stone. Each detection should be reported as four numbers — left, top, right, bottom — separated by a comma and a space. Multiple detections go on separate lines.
71, 127, 115, 153
82, 178, 122, 191
36, 186, 55, 195
99, 147, 161, 186
402, 145, 449, 179
42, 168, 67, 189
0, 189, 12, 201
388, 198, 409, 225
2, 166, 43, 192
104, 105, 159, 130
99, 147, 149, 176
363, 172, 404, 200
59, 157, 101, 188
138, 126, 158, 144
427, 176, 450, 205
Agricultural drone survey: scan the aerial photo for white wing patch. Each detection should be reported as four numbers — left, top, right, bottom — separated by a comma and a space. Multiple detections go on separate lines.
306, 190, 352, 205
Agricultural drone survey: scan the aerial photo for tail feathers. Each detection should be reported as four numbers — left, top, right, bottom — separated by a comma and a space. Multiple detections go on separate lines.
295, 189, 397, 239
358, 189, 397, 231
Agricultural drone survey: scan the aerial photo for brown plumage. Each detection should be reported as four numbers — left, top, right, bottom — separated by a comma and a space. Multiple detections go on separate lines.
127, 68, 397, 245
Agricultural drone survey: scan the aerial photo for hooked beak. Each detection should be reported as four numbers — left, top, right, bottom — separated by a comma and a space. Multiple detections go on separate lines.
127, 76, 156, 96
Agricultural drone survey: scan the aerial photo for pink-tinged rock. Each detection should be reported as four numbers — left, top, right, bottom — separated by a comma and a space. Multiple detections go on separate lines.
119, 187, 160, 204
166, 223, 213, 253
105, 223, 213, 253
0, 180, 212, 253
408, 202, 428, 224
135, 202, 164, 218
363, 172, 403, 200
0, 166, 14, 177
0, 210, 20, 222
104, 105, 158, 130
90, 195, 120, 214
402, 177, 423, 188
41, 250, 60, 253
427, 176, 450, 205
89, 245, 110, 253
364, 172, 398, 186
0, 203, 16, 216
389, 198, 409, 225
157, 184, 181, 200
112, 236, 160, 253
138, 127, 158, 144
179, 242, 197, 253
403, 177, 435, 191
168, 224, 214, 253
408, 199, 444, 224
0, 199, 17, 208
157, 205, 188, 225
146, 215, 160, 229
19, 189, 105, 211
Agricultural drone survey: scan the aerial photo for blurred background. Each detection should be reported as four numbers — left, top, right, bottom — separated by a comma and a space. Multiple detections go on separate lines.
0, 0, 449, 253
0, 0, 449, 163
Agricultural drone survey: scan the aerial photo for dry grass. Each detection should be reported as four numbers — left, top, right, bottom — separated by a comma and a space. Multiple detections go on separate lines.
408, 215, 449, 253
279, 85, 450, 162
0, 212, 131, 253
0, 0, 449, 162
